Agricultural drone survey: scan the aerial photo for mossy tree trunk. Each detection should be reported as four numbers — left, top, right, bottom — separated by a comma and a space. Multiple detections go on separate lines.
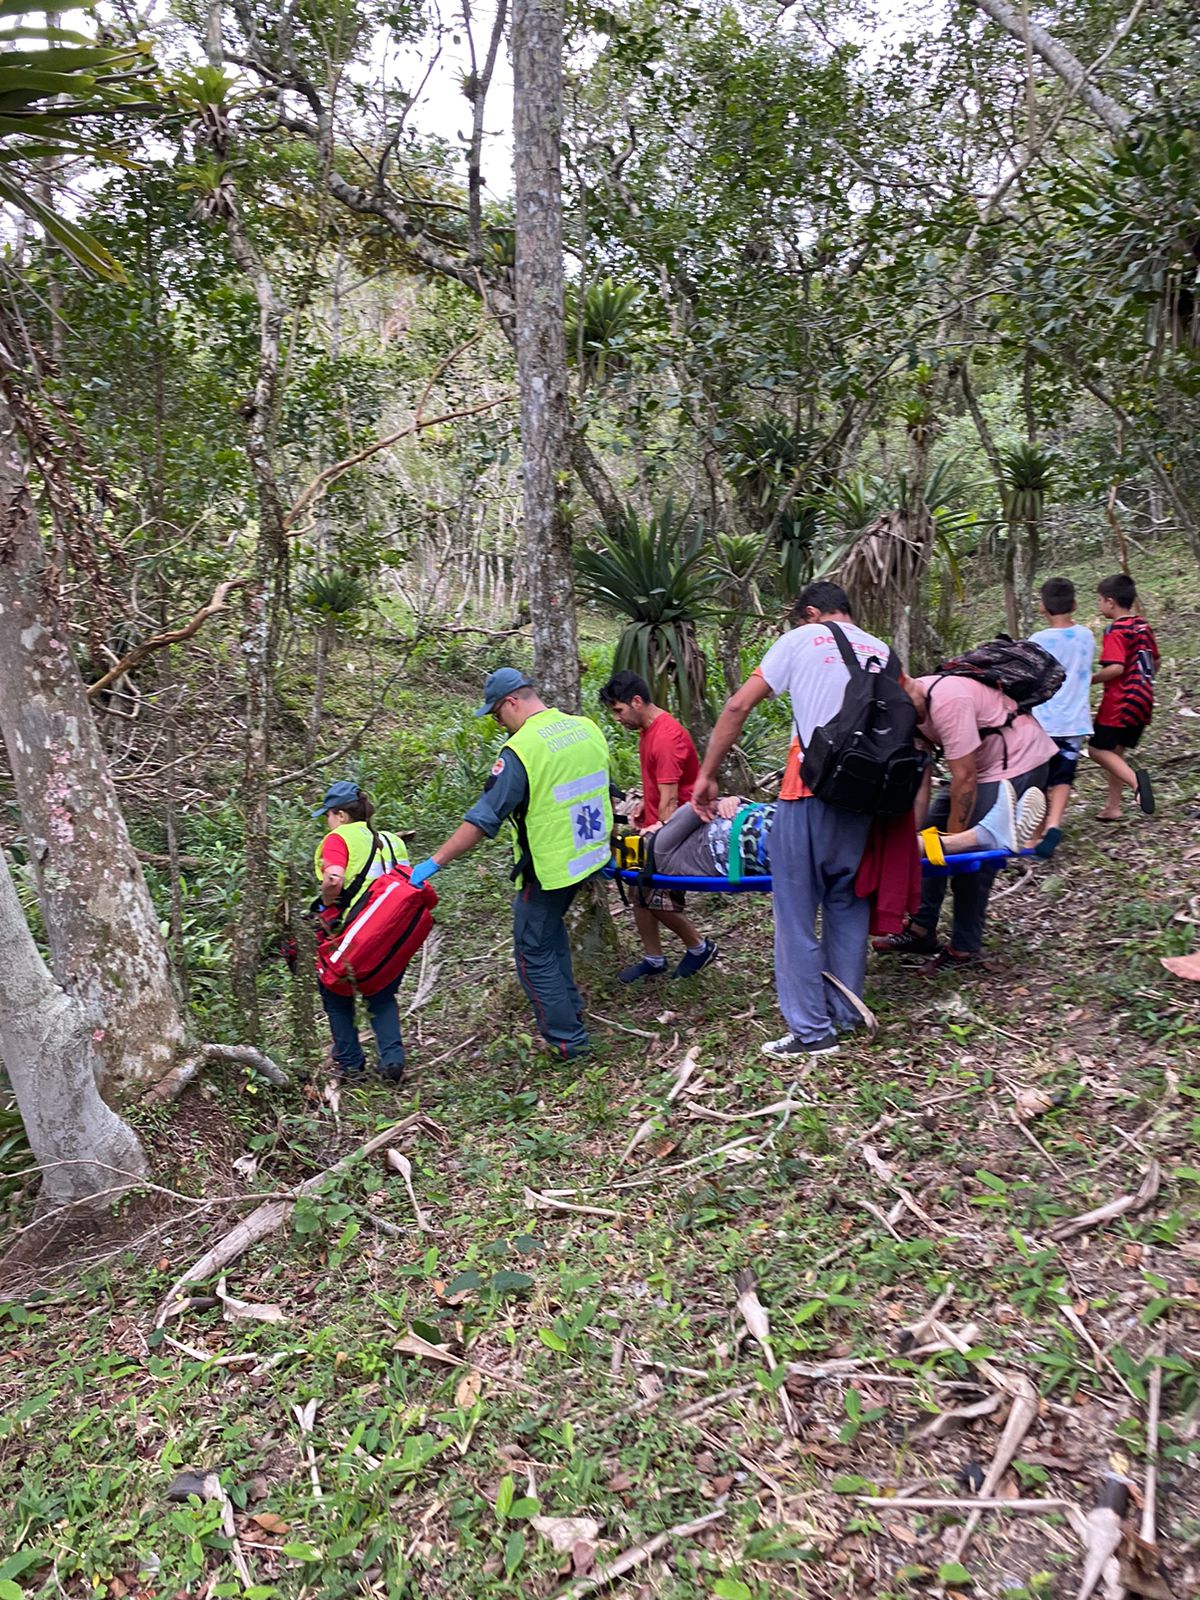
0, 388, 185, 1102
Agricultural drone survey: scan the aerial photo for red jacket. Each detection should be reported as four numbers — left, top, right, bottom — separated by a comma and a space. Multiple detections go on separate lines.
855, 812, 921, 935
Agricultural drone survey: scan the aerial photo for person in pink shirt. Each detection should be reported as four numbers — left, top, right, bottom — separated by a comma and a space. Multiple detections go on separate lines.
873, 673, 1055, 972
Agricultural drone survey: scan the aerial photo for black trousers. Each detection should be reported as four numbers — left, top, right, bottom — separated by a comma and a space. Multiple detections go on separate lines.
915, 762, 1048, 953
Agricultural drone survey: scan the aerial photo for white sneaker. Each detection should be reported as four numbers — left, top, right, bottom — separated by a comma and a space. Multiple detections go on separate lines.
976, 780, 1017, 853
1016, 786, 1047, 848
762, 1031, 840, 1060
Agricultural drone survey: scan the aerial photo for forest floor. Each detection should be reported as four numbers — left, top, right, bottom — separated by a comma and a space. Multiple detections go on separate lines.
2, 553, 1200, 1600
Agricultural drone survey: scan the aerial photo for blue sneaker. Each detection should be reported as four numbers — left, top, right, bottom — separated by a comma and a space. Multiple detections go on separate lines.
619, 957, 667, 984
673, 939, 718, 979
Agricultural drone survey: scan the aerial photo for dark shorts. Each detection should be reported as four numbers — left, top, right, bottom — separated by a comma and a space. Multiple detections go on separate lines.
1047, 735, 1085, 788
639, 887, 686, 912
1091, 721, 1146, 752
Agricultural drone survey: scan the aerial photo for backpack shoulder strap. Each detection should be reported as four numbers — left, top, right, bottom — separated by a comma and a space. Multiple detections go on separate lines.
339, 829, 381, 909
826, 621, 865, 676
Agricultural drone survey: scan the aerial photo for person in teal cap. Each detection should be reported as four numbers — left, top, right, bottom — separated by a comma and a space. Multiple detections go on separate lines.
410, 669, 613, 1059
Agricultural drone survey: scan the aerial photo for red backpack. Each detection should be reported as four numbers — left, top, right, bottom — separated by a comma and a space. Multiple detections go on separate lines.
315, 863, 437, 997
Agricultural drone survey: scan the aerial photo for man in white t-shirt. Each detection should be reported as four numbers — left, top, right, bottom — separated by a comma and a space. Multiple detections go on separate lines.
1027, 576, 1095, 859
693, 581, 894, 1059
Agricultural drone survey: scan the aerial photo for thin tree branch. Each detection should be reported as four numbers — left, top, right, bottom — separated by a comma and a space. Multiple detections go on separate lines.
85, 580, 245, 699
283, 391, 513, 534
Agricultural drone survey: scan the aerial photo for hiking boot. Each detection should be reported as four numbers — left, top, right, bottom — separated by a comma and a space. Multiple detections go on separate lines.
673, 939, 718, 979
872, 922, 939, 956
821, 971, 879, 1040
618, 957, 667, 984
761, 1031, 840, 1060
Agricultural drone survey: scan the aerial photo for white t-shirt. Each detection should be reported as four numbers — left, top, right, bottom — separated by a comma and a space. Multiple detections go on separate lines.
1029, 625, 1095, 737
758, 621, 891, 748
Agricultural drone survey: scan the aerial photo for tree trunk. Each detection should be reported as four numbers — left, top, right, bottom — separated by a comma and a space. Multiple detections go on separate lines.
306, 617, 334, 762
512, 0, 580, 712
0, 388, 185, 1101
224, 210, 289, 1044
0, 849, 147, 1213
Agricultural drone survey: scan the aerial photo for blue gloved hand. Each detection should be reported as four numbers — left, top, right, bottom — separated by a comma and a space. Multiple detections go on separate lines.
409, 858, 440, 888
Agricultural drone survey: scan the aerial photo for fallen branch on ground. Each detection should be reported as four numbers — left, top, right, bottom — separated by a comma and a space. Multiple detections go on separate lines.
942, 1351, 1039, 1561
155, 1114, 434, 1324
142, 1042, 289, 1105
559, 1508, 727, 1597
1050, 1160, 1161, 1241
524, 1187, 619, 1220
859, 1496, 1073, 1512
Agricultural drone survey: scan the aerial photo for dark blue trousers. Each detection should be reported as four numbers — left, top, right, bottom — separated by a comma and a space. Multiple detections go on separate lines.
319, 978, 405, 1079
512, 881, 590, 1057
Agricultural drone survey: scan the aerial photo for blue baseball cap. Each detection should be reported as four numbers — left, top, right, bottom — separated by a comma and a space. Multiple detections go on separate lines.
312, 779, 361, 817
474, 667, 533, 718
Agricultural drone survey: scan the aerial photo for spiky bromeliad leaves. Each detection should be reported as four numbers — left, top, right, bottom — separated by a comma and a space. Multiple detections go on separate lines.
830, 463, 972, 648
999, 440, 1053, 525
0, 2, 158, 281
575, 501, 718, 730
565, 278, 640, 387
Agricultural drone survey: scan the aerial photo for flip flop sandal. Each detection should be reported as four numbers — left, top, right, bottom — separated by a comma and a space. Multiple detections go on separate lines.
1135, 771, 1155, 815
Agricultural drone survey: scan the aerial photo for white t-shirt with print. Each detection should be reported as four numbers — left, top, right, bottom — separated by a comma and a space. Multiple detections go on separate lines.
758, 621, 891, 747
1029, 625, 1095, 737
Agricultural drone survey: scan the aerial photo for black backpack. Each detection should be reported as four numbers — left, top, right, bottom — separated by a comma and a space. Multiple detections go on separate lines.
933, 636, 1065, 731
800, 624, 929, 817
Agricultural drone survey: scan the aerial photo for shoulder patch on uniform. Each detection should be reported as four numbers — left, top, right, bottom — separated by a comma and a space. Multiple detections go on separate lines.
491, 756, 506, 776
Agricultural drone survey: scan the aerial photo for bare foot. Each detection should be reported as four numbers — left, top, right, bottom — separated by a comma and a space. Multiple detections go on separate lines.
1096, 810, 1122, 821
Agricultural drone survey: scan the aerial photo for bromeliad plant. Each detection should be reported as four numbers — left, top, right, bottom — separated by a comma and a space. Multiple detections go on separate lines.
0, 1, 156, 278
565, 277, 640, 388
999, 442, 1055, 635
575, 500, 718, 732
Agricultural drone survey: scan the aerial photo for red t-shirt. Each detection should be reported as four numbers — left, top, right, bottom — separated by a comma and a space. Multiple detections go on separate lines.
321, 834, 350, 870
1097, 616, 1158, 727
639, 711, 699, 826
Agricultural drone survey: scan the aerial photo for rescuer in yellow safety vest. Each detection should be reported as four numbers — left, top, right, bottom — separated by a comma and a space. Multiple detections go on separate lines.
312, 780, 409, 1083
409, 668, 613, 1059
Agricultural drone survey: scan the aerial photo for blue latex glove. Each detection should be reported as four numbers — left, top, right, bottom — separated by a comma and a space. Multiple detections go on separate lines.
410, 858, 440, 888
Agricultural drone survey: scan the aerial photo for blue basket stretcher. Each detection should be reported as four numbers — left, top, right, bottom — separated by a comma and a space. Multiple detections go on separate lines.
604, 847, 1035, 893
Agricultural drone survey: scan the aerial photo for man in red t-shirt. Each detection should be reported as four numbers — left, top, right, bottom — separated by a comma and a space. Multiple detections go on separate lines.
600, 671, 717, 982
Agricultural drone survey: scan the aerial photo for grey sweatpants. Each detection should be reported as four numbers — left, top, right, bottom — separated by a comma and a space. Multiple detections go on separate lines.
512, 880, 589, 1057
651, 803, 720, 877
771, 797, 872, 1045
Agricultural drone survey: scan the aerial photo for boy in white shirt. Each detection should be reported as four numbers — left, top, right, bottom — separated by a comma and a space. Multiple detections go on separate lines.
1028, 576, 1095, 859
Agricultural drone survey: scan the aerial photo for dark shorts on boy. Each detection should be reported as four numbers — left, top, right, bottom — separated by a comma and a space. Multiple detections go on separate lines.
1047, 735, 1085, 788
1091, 722, 1146, 753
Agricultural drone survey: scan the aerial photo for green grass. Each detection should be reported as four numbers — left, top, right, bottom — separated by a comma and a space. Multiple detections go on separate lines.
3, 544, 1200, 1596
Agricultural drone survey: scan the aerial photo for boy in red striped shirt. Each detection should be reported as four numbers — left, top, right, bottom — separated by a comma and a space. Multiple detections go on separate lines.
1088, 573, 1159, 820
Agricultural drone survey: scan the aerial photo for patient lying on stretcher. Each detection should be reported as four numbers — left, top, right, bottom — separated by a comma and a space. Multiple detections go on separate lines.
620, 780, 1046, 878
